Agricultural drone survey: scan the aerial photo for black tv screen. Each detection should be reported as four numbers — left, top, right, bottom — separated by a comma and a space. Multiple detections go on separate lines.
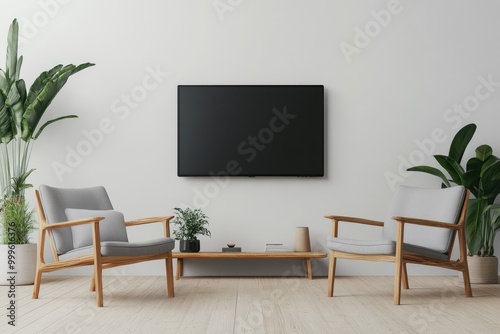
177, 85, 324, 177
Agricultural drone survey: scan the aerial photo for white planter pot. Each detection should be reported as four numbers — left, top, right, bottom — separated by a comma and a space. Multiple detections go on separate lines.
466, 255, 499, 284
0, 243, 37, 286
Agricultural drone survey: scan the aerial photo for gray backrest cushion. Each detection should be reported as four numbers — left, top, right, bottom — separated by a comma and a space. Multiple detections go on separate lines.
382, 185, 465, 254
39, 185, 114, 255
65, 209, 129, 249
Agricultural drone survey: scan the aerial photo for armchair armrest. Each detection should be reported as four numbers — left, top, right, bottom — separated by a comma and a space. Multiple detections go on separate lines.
125, 216, 174, 238
324, 215, 384, 227
124, 216, 174, 227
325, 215, 384, 238
43, 217, 105, 229
392, 216, 461, 230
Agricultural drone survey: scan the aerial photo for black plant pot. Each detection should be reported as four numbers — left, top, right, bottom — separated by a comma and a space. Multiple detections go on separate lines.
179, 240, 200, 253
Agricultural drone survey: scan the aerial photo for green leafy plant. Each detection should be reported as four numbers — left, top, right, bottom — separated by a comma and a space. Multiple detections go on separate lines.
172, 207, 211, 241
1, 196, 35, 244
0, 18, 94, 245
407, 123, 500, 256
0, 18, 94, 198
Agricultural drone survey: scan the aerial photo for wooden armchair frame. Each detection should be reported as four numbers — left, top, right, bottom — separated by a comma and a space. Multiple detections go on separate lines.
325, 190, 472, 305
32, 190, 175, 307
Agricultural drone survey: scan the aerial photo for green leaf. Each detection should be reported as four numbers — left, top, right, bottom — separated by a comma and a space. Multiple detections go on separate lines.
492, 207, 500, 234
481, 180, 500, 203
462, 172, 479, 198
480, 159, 500, 202
6, 80, 27, 134
23, 64, 63, 110
0, 94, 13, 143
0, 70, 8, 96
482, 204, 500, 256
5, 19, 19, 82
10, 168, 35, 197
466, 156, 483, 173
448, 123, 476, 163
5, 80, 20, 107
33, 115, 78, 139
406, 165, 451, 187
21, 62, 94, 140
463, 157, 482, 195
434, 155, 465, 185
15, 55, 23, 80
480, 155, 500, 178
476, 145, 493, 161
466, 198, 489, 256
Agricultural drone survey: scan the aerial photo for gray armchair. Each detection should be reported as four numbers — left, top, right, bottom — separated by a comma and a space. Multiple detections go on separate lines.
32, 185, 175, 307
325, 185, 472, 305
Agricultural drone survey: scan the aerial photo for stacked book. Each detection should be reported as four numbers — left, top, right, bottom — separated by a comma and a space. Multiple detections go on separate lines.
265, 243, 290, 252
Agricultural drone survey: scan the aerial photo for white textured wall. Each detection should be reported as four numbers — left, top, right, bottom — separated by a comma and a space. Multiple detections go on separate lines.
2, 0, 499, 276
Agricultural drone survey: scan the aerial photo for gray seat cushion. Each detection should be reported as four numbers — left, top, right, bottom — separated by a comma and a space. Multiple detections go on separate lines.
59, 237, 175, 260
326, 237, 448, 260
327, 237, 394, 255
65, 209, 129, 249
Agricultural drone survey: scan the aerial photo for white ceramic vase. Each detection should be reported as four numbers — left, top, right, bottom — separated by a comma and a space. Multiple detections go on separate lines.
0, 243, 37, 285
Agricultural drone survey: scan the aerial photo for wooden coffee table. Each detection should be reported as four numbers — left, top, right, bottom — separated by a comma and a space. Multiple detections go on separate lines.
172, 251, 327, 279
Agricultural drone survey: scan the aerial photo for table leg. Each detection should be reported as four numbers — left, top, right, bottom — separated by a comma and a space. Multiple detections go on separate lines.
305, 259, 312, 279
176, 258, 183, 280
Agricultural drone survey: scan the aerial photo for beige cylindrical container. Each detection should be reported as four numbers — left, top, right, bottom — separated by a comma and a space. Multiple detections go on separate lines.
294, 227, 311, 252
467, 256, 498, 284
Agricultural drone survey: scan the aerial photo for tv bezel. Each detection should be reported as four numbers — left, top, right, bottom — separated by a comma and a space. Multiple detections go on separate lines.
177, 84, 325, 177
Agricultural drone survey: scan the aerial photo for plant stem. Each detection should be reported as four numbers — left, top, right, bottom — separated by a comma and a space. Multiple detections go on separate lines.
0, 142, 12, 197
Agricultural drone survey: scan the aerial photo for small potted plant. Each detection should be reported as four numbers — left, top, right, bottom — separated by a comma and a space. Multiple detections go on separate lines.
172, 207, 211, 252
0, 193, 36, 285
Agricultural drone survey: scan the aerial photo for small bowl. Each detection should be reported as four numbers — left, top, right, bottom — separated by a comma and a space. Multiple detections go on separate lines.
227, 244, 236, 248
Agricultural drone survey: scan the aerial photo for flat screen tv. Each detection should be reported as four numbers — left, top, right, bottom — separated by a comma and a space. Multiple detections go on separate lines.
177, 85, 324, 177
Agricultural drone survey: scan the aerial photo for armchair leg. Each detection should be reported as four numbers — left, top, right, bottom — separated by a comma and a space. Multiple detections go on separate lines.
458, 229, 473, 297
90, 271, 96, 292
32, 217, 45, 300
402, 263, 409, 290
393, 222, 404, 305
462, 268, 473, 297
94, 264, 103, 307
327, 250, 337, 297
166, 253, 175, 298
393, 259, 403, 305
32, 267, 43, 299
92, 223, 104, 307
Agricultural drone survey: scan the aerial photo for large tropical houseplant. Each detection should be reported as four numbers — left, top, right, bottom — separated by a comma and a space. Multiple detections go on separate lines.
407, 123, 500, 283
0, 19, 94, 285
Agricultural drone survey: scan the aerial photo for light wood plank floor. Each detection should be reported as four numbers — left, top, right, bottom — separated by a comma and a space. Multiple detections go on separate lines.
1, 275, 500, 333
